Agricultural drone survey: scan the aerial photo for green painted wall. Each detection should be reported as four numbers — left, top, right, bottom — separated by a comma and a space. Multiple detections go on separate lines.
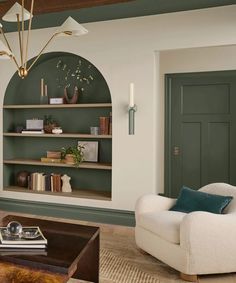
0, 198, 135, 227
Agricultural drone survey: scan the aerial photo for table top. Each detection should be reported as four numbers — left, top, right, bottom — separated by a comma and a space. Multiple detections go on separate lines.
0, 215, 100, 277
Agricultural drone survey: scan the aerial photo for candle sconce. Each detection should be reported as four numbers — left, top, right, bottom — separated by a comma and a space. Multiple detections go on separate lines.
128, 104, 137, 135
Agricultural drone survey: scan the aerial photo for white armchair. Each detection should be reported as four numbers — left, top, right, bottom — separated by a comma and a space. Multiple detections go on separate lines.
135, 183, 236, 282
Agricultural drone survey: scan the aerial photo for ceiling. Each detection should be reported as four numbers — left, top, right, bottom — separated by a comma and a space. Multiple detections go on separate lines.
1, 0, 236, 32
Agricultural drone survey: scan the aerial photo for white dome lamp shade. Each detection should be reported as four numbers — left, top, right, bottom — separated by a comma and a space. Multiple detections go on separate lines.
56, 16, 88, 36
2, 2, 31, 22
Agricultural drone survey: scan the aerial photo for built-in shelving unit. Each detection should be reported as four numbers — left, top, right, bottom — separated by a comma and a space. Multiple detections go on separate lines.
3, 52, 112, 201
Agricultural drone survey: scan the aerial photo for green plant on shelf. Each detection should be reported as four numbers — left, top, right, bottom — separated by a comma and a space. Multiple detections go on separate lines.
61, 145, 84, 168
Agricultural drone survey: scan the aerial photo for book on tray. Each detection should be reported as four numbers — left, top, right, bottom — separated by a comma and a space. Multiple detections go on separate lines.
0, 226, 47, 249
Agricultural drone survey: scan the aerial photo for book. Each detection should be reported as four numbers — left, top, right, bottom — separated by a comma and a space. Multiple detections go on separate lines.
0, 227, 47, 245
0, 244, 46, 249
0, 248, 47, 255
109, 112, 112, 135
45, 174, 51, 191
99, 116, 109, 135
41, 157, 62, 163
21, 130, 44, 134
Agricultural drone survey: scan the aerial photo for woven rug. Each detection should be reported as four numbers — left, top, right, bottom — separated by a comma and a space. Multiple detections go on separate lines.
100, 249, 160, 283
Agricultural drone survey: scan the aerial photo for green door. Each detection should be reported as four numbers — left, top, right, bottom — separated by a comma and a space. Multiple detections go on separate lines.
165, 71, 236, 197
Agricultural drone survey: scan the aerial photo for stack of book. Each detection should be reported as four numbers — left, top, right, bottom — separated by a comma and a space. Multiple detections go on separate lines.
0, 226, 47, 249
28, 172, 62, 192
41, 151, 62, 164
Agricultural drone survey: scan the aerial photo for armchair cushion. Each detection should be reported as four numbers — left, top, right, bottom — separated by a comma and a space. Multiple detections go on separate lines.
170, 186, 233, 214
139, 210, 186, 244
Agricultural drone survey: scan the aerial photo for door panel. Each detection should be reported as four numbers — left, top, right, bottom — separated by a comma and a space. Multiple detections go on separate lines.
165, 71, 236, 197
181, 84, 230, 114
182, 122, 201, 188
208, 122, 229, 183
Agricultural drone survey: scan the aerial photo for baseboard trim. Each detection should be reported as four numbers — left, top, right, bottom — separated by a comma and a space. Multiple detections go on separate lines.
0, 198, 135, 227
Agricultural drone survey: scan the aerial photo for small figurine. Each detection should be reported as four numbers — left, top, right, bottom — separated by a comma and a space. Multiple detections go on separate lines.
61, 174, 72, 193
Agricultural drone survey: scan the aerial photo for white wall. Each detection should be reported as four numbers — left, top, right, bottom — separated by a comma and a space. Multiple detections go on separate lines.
1, 5, 236, 211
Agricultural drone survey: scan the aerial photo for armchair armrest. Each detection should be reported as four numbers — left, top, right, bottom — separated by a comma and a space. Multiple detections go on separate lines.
135, 194, 176, 223
180, 211, 236, 255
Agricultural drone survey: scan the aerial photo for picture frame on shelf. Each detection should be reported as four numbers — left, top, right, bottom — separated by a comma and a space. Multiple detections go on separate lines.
78, 141, 98, 162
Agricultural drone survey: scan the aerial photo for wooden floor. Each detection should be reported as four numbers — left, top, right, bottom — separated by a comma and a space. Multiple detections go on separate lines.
0, 211, 235, 283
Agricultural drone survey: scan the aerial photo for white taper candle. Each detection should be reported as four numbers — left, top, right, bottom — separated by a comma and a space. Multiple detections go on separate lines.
129, 82, 134, 107
41, 78, 44, 97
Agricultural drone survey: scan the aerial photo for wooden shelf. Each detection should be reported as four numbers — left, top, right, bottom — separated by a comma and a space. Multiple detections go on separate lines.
3, 133, 112, 139
4, 186, 111, 201
3, 159, 112, 170
3, 103, 112, 109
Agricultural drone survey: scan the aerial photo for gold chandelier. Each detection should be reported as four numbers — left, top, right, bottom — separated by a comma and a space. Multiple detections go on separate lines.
0, 0, 88, 79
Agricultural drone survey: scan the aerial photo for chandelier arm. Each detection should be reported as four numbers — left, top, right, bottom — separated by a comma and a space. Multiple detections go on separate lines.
27, 33, 58, 73
24, 0, 34, 70
0, 28, 21, 70
17, 13, 23, 67
21, 0, 25, 68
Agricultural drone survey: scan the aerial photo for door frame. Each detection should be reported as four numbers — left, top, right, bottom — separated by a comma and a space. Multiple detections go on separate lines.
164, 74, 173, 197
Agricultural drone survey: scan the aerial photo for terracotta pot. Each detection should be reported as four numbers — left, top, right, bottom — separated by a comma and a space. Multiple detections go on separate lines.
65, 154, 76, 165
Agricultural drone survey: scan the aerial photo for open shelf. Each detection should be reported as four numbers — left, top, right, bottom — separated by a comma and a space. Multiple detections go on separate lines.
4, 159, 112, 170
4, 186, 111, 201
3, 133, 112, 139
3, 103, 112, 109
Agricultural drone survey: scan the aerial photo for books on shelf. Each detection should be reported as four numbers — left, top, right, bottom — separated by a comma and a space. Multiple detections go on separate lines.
0, 226, 47, 249
99, 117, 109, 135
28, 172, 62, 192
99, 113, 112, 135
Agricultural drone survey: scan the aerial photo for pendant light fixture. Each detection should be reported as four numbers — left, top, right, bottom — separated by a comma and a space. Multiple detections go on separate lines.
0, 1, 88, 79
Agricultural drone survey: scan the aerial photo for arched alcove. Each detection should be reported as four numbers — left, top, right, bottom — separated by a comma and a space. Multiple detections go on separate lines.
3, 52, 112, 201
4, 52, 111, 105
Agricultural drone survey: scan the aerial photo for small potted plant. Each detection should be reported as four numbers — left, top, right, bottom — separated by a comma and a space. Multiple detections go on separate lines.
44, 115, 58, 133
61, 145, 84, 167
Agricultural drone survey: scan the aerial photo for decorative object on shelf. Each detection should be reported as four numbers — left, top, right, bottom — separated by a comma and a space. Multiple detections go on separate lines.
61, 145, 84, 167
109, 112, 112, 135
26, 119, 43, 130
128, 82, 137, 135
63, 86, 79, 104
61, 174, 72, 193
52, 127, 63, 134
43, 115, 58, 133
40, 78, 48, 104
6, 221, 22, 236
47, 151, 61, 159
15, 125, 24, 133
99, 117, 109, 135
78, 141, 99, 162
90, 126, 99, 135
56, 59, 94, 93
16, 171, 30, 187
49, 98, 64, 105
0, 0, 88, 79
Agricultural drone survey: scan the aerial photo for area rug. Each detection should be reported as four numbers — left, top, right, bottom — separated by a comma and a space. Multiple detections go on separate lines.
100, 249, 160, 283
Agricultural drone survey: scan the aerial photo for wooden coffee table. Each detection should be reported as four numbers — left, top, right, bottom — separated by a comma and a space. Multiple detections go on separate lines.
0, 215, 100, 283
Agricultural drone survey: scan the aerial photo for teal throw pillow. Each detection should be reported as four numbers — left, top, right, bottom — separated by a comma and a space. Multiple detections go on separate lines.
170, 186, 233, 214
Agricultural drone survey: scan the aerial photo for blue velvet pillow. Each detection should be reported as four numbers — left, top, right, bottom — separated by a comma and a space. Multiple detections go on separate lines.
170, 186, 233, 214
